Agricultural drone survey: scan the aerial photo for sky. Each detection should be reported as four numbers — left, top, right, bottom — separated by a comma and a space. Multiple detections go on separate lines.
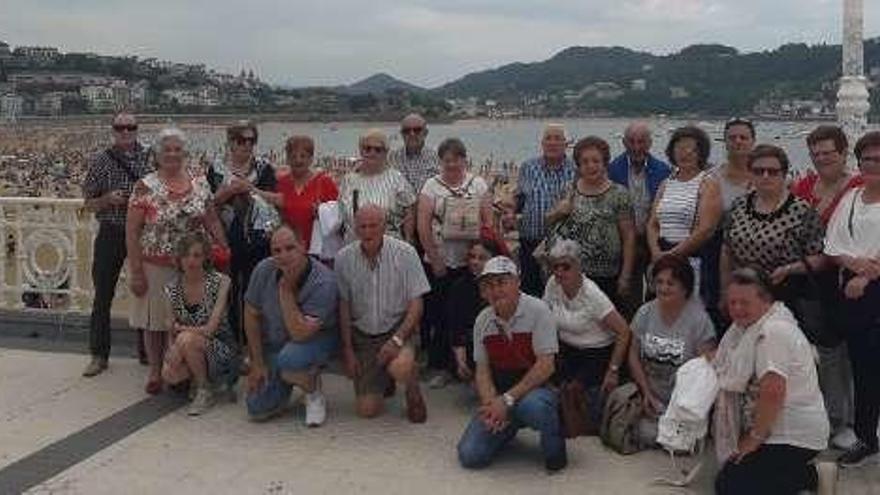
2, 0, 879, 88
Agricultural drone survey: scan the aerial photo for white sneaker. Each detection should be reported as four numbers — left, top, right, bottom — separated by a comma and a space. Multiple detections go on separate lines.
831, 427, 858, 450
304, 390, 326, 427
428, 371, 451, 389
187, 387, 214, 416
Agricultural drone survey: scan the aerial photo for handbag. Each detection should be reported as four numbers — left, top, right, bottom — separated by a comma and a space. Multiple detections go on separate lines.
436, 176, 481, 241
211, 244, 231, 272
559, 380, 596, 438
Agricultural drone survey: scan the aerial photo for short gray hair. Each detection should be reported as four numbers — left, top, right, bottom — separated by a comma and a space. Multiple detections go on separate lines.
155, 126, 187, 152
548, 239, 581, 264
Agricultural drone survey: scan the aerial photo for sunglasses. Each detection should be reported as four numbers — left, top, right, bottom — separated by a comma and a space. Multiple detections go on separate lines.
750, 166, 784, 177
401, 127, 424, 135
113, 124, 138, 132
361, 145, 386, 154
551, 262, 574, 272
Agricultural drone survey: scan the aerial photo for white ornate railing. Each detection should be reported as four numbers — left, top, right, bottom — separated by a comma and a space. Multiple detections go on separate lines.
0, 197, 129, 313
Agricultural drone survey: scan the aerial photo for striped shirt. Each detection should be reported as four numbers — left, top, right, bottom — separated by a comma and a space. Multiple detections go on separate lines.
82, 144, 151, 226
338, 167, 416, 244
335, 235, 431, 336
388, 147, 439, 194
657, 171, 705, 244
516, 156, 577, 241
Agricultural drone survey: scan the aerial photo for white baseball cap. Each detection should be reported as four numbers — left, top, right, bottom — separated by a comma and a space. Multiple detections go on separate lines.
479, 256, 519, 279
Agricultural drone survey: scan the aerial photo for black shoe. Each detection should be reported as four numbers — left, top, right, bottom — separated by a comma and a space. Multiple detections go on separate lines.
838, 440, 878, 467
545, 447, 568, 473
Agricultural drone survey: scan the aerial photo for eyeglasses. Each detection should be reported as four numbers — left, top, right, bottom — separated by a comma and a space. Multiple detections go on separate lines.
551, 262, 574, 272
361, 145, 386, 154
113, 124, 138, 132
234, 136, 256, 146
750, 166, 785, 177
401, 127, 424, 135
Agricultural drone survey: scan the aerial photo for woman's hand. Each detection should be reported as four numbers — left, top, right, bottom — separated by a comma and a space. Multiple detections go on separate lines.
642, 392, 664, 416
130, 268, 148, 297
453, 346, 472, 381
616, 274, 631, 298
731, 432, 764, 463
769, 264, 793, 286
601, 368, 620, 395
845, 275, 870, 300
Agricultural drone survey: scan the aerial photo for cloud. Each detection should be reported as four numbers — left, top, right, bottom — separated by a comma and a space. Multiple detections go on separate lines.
1, 0, 878, 87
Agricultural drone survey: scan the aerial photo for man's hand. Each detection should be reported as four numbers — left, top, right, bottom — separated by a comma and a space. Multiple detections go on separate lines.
246, 362, 268, 394
103, 190, 128, 208
616, 275, 631, 297
377, 339, 402, 367
642, 392, 664, 416
479, 397, 510, 433
343, 347, 361, 379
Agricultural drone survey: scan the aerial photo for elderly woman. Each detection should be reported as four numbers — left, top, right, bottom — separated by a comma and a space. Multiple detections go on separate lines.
161, 233, 239, 416
276, 135, 339, 249
543, 240, 631, 398
826, 131, 880, 467
720, 145, 825, 342
338, 129, 416, 244
417, 138, 492, 387
647, 126, 723, 299
127, 128, 227, 394
627, 255, 716, 447
546, 136, 636, 314
713, 268, 829, 494
791, 125, 860, 451
207, 121, 281, 339
445, 238, 504, 382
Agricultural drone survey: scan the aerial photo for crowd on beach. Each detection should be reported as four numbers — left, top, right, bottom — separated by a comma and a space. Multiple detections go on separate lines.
68, 109, 880, 494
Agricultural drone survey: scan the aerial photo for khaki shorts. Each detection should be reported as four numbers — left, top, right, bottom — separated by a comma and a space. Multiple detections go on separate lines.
129, 262, 176, 332
352, 329, 411, 397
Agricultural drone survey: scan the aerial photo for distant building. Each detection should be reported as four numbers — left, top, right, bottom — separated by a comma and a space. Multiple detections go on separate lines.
130, 80, 150, 109
13, 46, 60, 63
670, 86, 690, 99
0, 41, 10, 59
631, 79, 647, 91
34, 91, 64, 116
10, 72, 114, 88
1, 94, 24, 121
80, 85, 116, 112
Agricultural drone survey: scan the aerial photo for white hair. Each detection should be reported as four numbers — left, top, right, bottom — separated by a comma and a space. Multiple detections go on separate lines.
548, 239, 581, 264
155, 126, 187, 152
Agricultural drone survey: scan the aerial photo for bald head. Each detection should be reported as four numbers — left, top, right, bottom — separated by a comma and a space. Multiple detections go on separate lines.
401, 113, 428, 154
541, 123, 567, 164
622, 121, 653, 165
354, 204, 387, 253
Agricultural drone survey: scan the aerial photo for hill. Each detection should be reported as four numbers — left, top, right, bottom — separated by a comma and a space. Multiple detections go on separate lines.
345, 73, 424, 95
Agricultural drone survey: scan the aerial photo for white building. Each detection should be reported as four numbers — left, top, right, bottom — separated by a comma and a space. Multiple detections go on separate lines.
80, 85, 116, 112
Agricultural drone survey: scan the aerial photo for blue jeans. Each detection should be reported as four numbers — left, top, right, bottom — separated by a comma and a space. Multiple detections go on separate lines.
246, 332, 338, 418
457, 387, 565, 468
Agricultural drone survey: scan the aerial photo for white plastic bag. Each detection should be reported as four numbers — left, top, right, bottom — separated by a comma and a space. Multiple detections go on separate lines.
309, 201, 342, 260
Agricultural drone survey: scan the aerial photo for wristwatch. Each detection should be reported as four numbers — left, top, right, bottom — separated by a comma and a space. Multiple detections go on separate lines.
609, 364, 620, 373
391, 334, 405, 348
501, 392, 516, 408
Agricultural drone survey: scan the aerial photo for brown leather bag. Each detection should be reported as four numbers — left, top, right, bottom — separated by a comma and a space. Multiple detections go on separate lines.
559, 380, 596, 438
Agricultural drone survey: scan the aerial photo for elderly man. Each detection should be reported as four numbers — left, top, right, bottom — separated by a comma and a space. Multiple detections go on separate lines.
608, 122, 670, 315
82, 111, 151, 377
514, 124, 576, 297
244, 225, 338, 427
457, 256, 566, 472
388, 113, 439, 195
335, 205, 431, 422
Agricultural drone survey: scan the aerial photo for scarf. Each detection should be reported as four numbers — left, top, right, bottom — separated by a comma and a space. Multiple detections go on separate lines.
711, 302, 797, 462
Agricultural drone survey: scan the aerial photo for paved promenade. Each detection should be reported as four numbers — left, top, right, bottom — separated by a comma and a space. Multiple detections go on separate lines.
0, 341, 878, 494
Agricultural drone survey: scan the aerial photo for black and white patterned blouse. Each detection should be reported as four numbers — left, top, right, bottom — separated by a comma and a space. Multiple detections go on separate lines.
723, 191, 824, 273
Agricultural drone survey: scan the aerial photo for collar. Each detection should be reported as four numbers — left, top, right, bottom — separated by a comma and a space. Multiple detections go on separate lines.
626, 154, 649, 172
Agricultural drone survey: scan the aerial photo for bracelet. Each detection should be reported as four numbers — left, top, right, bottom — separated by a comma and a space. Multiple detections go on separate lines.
391, 334, 404, 348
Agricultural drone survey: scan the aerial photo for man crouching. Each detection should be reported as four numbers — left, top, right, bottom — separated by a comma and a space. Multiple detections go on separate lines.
457, 256, 567, 472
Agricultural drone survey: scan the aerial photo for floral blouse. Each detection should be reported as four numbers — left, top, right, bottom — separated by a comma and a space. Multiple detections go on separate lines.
130, 172, 213, 264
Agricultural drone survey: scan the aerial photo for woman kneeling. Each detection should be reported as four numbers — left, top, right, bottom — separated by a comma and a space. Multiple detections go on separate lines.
162, 233, 240, 416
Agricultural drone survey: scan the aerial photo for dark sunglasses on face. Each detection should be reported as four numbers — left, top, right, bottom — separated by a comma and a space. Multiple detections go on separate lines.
113, 124, 138, 132
402, 127, 424, 135
361, 145, 386, 154
750, 166, 784, 177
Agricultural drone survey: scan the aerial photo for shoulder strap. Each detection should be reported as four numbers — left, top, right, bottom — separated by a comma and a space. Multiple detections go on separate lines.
848, 189, 860, 238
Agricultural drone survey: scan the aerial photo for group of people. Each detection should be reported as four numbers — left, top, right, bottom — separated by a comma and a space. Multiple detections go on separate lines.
78, 110, 880, 493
